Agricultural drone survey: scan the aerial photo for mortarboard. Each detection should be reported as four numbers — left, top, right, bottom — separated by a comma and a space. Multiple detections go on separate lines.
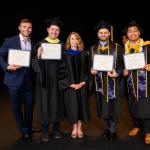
94, 20, 114, 41
44, 17, 64, 29
94, 20, 111, 32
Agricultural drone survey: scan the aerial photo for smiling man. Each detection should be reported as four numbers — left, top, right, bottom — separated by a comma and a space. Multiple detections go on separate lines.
0, 19, 34, 142
89, 20, 123, 141
33, 17, 65, 142
123, 20, 150, 144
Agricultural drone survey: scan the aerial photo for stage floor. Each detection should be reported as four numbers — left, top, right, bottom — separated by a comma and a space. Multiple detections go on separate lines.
0, 88, 150, 150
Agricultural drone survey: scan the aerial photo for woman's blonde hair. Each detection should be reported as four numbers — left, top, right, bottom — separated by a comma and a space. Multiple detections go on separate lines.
65, 32, 84, 51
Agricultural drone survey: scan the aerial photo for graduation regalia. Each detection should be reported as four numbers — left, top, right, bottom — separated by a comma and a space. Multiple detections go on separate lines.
31, 17, 66, 126
60, 50, 91, 123
33, 39, 65, 124
89, 41, 123, 119
123, 20, 150, 119
124, 41, 150, 118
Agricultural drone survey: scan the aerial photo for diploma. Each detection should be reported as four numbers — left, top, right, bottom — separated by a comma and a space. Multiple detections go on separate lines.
41, 43, 62, 60
93, 54, 114, 71
8, 49, 31, 67
124, 52, 145, 70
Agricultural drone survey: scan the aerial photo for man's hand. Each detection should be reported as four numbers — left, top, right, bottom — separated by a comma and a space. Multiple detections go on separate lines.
91, 68, 98, 75
145, 64, 150, 71
123, 69, 129, 76
108, 69, 118, 77
7, 64, 22, 71
37, 47, 43, 59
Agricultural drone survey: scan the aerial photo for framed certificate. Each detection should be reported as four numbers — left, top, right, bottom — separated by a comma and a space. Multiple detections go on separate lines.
124, 52, 145, 70
41, 43, 62, 60
93, 54, 114, 71
8, 49, 31, 67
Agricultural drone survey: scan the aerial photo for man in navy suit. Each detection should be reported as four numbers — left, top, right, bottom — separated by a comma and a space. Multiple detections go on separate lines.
0, 19, 34, 142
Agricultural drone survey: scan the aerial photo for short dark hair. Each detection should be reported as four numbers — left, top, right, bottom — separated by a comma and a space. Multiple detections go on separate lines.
123, 20, 143, 34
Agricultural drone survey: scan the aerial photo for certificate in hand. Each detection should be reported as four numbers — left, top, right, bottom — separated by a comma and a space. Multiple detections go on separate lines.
8, 49, 31, 67
41, 43, 62, 60
124, 52, 145, 70
93, 54, 114, 71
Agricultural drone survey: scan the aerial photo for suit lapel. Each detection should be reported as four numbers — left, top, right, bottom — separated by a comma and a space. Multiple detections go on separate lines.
15, 35, 21, 49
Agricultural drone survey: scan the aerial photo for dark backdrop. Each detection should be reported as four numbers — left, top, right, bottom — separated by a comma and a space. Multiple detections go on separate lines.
0, 1, 150, 47
0, 1, 149, 87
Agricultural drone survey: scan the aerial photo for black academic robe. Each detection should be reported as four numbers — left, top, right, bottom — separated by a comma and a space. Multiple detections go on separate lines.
124, 45, 150, 118
60, 50, 91, 124
89, 41, 123, 119
33, 39, 64, 124
120, 46, 128, 98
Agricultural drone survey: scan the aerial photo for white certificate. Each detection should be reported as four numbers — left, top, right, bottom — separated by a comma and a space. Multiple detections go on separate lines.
8, 49, 31, 67
124, 52, 145, 70
41, 43, 62, 60
93, 54, 114, 71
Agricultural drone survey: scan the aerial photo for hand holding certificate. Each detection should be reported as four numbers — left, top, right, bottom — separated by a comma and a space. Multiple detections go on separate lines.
41, 43, 61, 60
93, 54, 114, 71
8, 49, 31, 67
124, 52, 145, 70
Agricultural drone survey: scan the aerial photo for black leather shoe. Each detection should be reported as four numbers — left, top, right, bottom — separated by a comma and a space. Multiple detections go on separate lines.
53, 130, 62, 139
108, 133, 117, 142
22, 134, 32, 142
103, 129, 110, 138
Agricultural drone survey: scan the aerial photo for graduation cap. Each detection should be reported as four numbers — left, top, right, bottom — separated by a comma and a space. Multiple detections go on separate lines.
123, 20, 143, 34
44, 17, 64, 29
94, 20, 111, 32
94, 20, 114, 41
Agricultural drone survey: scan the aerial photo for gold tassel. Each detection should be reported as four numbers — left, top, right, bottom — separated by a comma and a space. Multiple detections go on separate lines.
111, 26, 113, 41
107, 44, 110, 102
131, 71, 136, 98
101, 72, 104, 95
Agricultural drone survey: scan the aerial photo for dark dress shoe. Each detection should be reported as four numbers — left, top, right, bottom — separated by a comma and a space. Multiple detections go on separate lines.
53, 130, 62, 139
103, 129, 110, 138
22, 134, 32, 142
108, 132, 117, 142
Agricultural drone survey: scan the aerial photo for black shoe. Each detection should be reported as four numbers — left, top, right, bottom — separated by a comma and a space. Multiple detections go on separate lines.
108, 132, 117, 142
31, 127, 42, 133
53, 130, 62, 139
103, 129, 110, 138
22, 134, 32, 142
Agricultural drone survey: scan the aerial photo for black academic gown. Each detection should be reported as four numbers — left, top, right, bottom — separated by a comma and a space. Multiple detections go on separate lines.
89, 41, 123, 119
124, 45, 150, 118
33, 39, 64, 124
60, 50, 91, 124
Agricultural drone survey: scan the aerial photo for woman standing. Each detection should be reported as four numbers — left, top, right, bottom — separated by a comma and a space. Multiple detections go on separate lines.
61, 32, 91, 138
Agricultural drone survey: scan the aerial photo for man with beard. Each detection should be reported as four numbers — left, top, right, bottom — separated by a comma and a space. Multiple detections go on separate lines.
89, 20, 123, 141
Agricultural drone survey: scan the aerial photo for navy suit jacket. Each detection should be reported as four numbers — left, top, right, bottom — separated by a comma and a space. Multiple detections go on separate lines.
0, 35, 34, 88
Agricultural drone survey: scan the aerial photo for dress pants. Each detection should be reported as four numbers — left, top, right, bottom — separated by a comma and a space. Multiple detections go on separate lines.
104, 118, 118, 133
8, 83, 33, 135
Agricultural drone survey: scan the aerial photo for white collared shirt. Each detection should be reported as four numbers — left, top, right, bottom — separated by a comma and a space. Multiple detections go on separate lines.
19, 34, 31, 50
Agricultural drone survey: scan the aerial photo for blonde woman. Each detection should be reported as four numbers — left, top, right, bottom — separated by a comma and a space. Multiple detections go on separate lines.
61, 32, 91, 138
